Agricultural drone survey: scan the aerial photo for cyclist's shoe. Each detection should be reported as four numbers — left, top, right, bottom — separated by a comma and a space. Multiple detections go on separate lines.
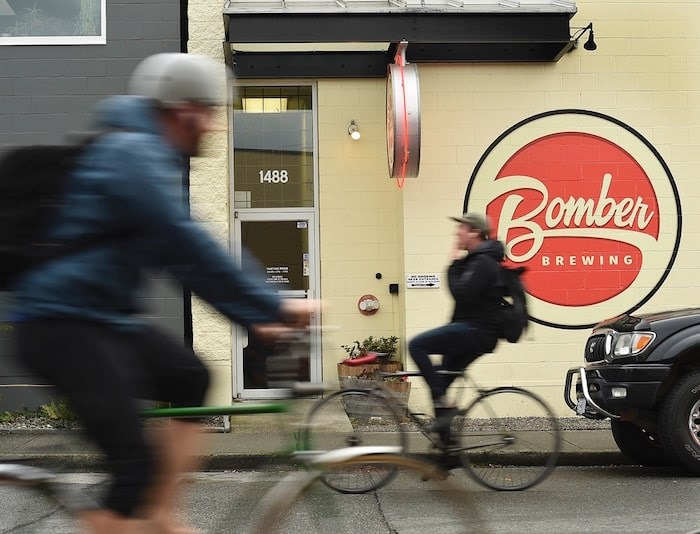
435, 431, 459, 451
437, 453, 462, 471
428, 407, 459, 450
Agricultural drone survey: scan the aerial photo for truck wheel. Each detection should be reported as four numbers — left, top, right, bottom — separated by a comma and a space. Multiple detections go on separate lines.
658, 371, 700, 475
610, 420, 673, 466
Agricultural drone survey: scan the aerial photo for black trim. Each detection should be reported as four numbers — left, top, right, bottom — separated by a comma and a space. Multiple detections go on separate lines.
181, 157, 193, 349
223, 11, 576, 77
181, 1, 193, 347
233, 51, 391, 78
180, 0, 188, 53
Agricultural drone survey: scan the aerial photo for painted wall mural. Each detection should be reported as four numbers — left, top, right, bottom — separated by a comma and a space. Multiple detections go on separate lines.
466, 110, 681, 329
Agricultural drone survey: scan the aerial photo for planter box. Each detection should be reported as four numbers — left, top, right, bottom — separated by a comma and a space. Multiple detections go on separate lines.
336, 360, 402, 379
336, 362, 410, 422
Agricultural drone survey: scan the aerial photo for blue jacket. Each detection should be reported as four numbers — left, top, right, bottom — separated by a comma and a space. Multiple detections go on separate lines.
12, 96, 282, 330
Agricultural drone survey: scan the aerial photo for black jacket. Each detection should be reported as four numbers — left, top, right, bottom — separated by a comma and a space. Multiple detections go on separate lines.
447, 239, 505, 342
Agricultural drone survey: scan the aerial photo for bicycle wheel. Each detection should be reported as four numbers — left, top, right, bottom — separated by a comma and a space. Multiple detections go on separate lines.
248, 452, 485, 534
300, 388, 408, 494
453, 387, 560, 491
247, 470, 321, 534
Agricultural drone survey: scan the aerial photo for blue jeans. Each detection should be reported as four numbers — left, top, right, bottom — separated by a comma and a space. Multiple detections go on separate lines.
409, 322, 490, 402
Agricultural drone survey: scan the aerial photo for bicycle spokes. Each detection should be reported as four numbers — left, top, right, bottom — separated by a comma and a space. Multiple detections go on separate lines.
300, 389, 408, 494
453, 388, 560, 491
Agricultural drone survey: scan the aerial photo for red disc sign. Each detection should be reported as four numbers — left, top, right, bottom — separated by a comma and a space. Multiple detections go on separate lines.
466, 110, 681, 329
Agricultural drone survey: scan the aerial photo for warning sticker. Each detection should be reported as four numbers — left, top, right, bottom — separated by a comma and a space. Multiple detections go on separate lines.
406, 274, 440, 289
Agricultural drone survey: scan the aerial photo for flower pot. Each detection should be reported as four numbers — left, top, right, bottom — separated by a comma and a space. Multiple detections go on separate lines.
336, 361, 402, 380
337, 377, 411, 421
382, 380, 411, 413
336, 362, 410, 420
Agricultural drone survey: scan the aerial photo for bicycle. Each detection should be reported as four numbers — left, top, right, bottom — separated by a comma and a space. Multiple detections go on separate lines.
0, 378, 324, 533
0, 329, 312, 531
246, 446, 487, 533
0, 330, 485, 532
0, 438, 485, 533
301, 367, 561, 493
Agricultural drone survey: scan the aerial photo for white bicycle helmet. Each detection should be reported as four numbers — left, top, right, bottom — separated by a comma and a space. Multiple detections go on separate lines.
128, 53, 226, 107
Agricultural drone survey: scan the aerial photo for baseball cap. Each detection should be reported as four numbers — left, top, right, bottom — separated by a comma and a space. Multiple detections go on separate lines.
449, 212, 491, 237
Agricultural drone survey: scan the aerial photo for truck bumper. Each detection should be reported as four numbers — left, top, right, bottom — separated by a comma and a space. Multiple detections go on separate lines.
564, 364, 672, 420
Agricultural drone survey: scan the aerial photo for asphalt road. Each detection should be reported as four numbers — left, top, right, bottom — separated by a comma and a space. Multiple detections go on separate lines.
1, 466, 699, 533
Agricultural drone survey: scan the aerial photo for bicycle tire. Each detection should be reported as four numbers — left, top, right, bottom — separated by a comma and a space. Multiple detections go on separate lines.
299, 388, 408, 494
248, 452, 486, 534
246, 469, 321, 534
453, 387, 561, 491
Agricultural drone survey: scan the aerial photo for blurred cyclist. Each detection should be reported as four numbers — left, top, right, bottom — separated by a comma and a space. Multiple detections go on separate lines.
10, 53, 314, 534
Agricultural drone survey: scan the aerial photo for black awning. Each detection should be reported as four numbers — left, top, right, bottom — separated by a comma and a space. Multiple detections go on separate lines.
223, 11, 578, 78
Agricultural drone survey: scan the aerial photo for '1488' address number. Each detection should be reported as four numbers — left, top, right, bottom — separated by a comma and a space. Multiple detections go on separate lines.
259, 170, 289, 184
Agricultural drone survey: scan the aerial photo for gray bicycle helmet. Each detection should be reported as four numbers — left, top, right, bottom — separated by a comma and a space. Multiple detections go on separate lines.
128, 53, 225, 107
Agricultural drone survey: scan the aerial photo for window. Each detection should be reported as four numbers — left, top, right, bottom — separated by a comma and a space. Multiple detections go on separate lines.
232, 86, 314, 209
0, 0, 105, 45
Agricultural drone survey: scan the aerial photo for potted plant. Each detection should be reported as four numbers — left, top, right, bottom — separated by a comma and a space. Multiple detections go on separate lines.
337, 336, 410, 417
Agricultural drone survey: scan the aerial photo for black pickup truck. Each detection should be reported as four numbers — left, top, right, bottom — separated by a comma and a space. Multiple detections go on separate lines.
565, 308, 700, 474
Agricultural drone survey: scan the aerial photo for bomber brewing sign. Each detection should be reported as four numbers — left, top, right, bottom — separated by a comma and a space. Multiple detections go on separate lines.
466, 110, 681, 329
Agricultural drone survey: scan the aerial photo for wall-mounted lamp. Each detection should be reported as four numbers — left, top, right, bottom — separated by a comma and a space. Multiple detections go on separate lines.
570, 23, 597, 52
348, 120, 361, 141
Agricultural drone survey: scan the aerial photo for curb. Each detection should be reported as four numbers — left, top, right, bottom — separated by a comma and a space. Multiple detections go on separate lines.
4, 450, 634, 472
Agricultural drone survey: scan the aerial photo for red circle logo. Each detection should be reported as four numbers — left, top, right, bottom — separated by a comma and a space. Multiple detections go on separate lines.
467, 111, 680, 329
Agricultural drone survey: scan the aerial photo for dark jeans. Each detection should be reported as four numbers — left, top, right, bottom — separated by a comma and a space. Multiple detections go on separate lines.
14, 320, 210, 517
408, 321, 490, 403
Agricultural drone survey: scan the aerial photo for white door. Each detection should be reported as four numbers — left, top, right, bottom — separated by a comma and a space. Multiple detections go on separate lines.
233, 210, 320, 399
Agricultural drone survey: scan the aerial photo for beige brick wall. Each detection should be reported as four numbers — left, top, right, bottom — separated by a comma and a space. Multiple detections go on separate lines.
188, 1, 700, 414
187, 0, 233, 405
317, 79, 406, 378
402, 2, 700, 414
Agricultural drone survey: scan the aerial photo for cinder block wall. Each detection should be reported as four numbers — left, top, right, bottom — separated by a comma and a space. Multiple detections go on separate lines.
0, 1, 182, 149
291, 1, 700, 415
0, 0, 184, 410
187, 1, 700, 416
317, 79, 406, 380
187, 0, 234, 404
401, 2, 700, 414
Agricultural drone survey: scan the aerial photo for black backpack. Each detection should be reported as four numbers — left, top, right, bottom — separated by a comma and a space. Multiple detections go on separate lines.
497, 265, 529, 343
0, 144, 87, 290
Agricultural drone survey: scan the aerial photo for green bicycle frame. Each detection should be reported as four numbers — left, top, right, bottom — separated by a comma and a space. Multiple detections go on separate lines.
141, 402, 289, 418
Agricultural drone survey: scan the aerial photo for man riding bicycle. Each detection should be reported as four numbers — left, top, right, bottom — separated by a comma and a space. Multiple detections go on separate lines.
9, 53, 315, 534
408, 212, 504, 446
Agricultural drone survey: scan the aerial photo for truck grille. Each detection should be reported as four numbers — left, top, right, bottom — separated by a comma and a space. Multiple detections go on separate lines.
584, 334, 606, 362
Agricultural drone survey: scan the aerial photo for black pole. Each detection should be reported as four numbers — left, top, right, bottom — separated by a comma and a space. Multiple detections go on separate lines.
180, 0, 194, 348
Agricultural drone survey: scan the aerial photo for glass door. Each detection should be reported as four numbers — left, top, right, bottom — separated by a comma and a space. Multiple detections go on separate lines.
233, 210, 319, 398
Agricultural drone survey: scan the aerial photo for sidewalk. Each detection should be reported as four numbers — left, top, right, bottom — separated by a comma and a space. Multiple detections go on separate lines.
0, 401, 630, 471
